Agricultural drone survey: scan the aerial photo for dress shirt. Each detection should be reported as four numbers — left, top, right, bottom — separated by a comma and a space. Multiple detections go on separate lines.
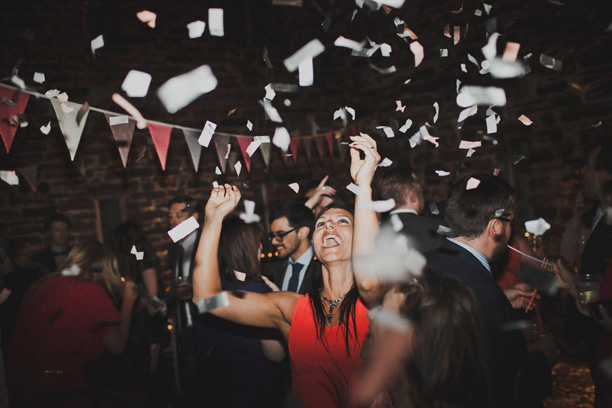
281, 246, 314, 292
447, 237, 491, 274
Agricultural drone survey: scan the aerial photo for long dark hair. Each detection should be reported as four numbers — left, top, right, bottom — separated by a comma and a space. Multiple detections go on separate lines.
218, 216, 264, 284
307, 202, 361, 357
399, 268, 493, 408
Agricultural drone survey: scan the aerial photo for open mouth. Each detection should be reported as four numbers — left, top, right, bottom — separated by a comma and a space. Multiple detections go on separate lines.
322, 234, 342, 248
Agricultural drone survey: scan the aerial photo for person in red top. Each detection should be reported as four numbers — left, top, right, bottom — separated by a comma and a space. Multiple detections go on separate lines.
192, 133, 386, 407
7, 240, 138, 407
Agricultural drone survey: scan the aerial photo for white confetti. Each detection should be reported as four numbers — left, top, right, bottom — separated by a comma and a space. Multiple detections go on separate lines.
198, 121, 217, 147
483, 3, 492, 13
208, 8, 224, 36
187, 20, 206, 38
122, 70, 152, 98
373, 0, 405, 8
45, 89, 60, 98
433, 101, 439, 123
524, 218, 551, 235
130, 245, 144, 261
440, 49, 448, 57
40, 122, 51, 135
486, 114, 498, 134
213, 181, 220, 188
288, 183, 300, 193
284, 39, 325, 72
345, 106, 356, 120
234, 271, 247, 281
157, 65, 218, 113
378, 158, 393, 167
298, 57, 314, 87
396, 100, 405, 113
33, 72, 45, 84
461, 63, 468, 73
0, 171, 18, 185
380, 43, 392, 57
489, 59, 527, 79
346, 182, 362, 196
259, 100, 283, 123
240, 199, 261, 223
399, 119, 413, 133
377, 126, 395, 138
362, 199, 396, 213
456, 86, 506, 107
518, 115, 533, 126
264, 84, 276, 101
246, 120, 253, 131
409, 41, 424, 67
215, 166, 222, 175
196, 292, 230, 314
273, 127, 290, 151
435, 170, 450, 176
254, 136, 270, 143
246, 140, 262, 156
137, 10, 157, 28
109, 116, 129, 126
458, 105, 478, 123
466, 148, 476, 158
334, 36, 364, 51
466, 177, 481, 190
168, 216, 200, 243
91, 34, 104, 56
539, 54, 562, 71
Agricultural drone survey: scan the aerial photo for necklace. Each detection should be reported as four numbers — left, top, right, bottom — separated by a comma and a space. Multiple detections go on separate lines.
320, 290, 349, 323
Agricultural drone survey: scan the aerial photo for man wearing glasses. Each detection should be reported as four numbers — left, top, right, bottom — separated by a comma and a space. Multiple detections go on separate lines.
268, 201, 316, 294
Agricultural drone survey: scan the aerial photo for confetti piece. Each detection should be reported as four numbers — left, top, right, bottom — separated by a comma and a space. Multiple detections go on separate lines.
499, 319, 533, 332
396, 100, 405, 112
429, 203, 440, 215
362, 199, 396, 213
109, 116, 129, 126
215, 166, 222, 175
409, 41, 424, 67
437, 225, 453, 235
378, 158, 393, 167
444, 24, 451, 38
264, 83, 276, 101
481, 32, 499, 60
373, 0, 405, 8
488, 59, 527, 78
466, 177, 481, 190
187, 20, 206, 38
198, 121, 217, 147
380, 43, 392, 57
456, 86, 506, 107
284, 39, 325, 72
524, 218, 551, 235
440, 49, 448, 57
246, 140, 261, 156
458, 105, 478, 123
298, 57, 314, 86
227, 108, 237, 116
254, 136, 270, 143
453, 26, 461, 45
377, 126, 395, 138
40, 122, 51, 134
130, 245, 144, 261
461, 63, 467, 73
240, 200, 260, 223
234, 271, 247, 281
288, 183, 300, 193
91, 35, 104, 56
334, 36, 364, 51
475, 9, 482, 16
458, 140, 482, 149
234, 161, 242, 176
346, 182, 362, 196
502, 42, 520, 62
435, 170, 450, 176
483, 3, 492, 13
466, 148, 476, 158
370, 308, 412, 332
259, 100, 283, 123
273, 127, 290, 151
168, 216, 200, 243
208, 9, 224, 37
486, 114, 497, 134
121, 70, 152, 98
157, 65, 218, 114
0, 171, 18, 185
112, 93, 147, 129
432, 102, 439, 123
518, 115, 533, 126
45, 89, 60, 98
399, 119, 413, 133
345, 107, 356, 120
196, 292, 230, 314
424, 134, 439, 147
57, 92, 69, 103
33, 72, 45, 84
539, 54, 562, 71
246, 120, 253, 131
61, 264, 81, 276
137, 10, 157, 28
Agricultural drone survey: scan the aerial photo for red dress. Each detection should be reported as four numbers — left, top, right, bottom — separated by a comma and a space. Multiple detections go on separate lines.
7, 275, 121, 406
288, 294, 369, 408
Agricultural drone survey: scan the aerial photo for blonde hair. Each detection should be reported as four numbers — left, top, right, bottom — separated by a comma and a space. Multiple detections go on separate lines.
48, 240, 124, 301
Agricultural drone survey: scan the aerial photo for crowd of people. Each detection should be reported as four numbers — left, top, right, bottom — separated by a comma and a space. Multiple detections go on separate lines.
0, 133, 611, 408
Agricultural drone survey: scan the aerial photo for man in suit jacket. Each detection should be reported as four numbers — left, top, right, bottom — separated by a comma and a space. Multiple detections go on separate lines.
375, 167, 443, 253
426, 173, 555, 408
269, 201, 316, 294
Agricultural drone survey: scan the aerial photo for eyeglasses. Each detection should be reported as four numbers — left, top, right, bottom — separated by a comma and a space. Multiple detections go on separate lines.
267, 228, 297, 242
495, 211, 513, 223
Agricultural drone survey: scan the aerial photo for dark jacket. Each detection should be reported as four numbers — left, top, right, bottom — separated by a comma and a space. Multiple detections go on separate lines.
272, 254, 317, 295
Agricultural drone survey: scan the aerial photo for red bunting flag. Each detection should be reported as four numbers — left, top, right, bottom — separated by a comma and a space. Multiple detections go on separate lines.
0, 87, 30, 153
325, 133, 334, 157
105, 114, 135, 168
289, 137, 300, 164
302, 137, 314, 163
236, 137, 252, 173
147, 122, 172, 170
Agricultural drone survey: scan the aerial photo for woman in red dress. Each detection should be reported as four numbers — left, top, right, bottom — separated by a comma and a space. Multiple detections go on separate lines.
7, 240, 138, 407
192, 134, 385, 407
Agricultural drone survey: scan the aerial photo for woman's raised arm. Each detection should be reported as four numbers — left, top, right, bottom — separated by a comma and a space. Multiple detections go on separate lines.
192, 184, 298, 332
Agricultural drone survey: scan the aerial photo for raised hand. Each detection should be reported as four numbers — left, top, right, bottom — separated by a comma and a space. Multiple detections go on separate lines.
205, 184, 241, 220
304, 175, 337, 210
349, 133, 381, 189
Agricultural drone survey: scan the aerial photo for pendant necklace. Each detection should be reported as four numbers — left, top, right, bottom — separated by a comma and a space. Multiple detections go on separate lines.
320, 290, 349, 323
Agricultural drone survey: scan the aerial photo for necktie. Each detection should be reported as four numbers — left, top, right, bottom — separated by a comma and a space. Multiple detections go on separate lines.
176, 244, 185, 279
287, 262, 303, 292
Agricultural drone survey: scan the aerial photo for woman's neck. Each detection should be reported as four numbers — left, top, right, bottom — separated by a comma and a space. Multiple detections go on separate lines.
320, 261, 354, 299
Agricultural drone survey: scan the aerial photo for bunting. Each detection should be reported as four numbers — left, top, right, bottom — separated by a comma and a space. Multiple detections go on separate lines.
214, 134, 230, 173
50, 99, 90, 160
259, 142, 271, 168
147, 122, 172, 170
289, 138, 300, 164
105, 114, 135, 168
236, 137, 253, 173
302, 137, 314, 163
182, 129, 203, 172
314, 135, 328, 160
325, 132, 334, 157
0, 87, 30, 153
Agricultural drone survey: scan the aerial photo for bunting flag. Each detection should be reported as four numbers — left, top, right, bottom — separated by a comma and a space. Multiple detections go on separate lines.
336, 131, 349, 162
182, 129, 203, 172
105, 114, 135, 168
214, 134, 230, 173
259, 142, 271, 168
325, 132, 334, 157
236, 137, 253, 173
302, 137, 314, 163
289, 137, 300, 164
50, 99, 90, 160
314, 135, 328, 160
147, 122, 173, 170
0, 87, 30, 153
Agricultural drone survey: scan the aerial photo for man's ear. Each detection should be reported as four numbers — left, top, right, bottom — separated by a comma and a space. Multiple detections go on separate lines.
297, 226, 310, 240
487, 219, 503, 240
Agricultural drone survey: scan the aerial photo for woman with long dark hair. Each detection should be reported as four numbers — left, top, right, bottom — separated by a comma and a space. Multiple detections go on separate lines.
192, 134, 384, 407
